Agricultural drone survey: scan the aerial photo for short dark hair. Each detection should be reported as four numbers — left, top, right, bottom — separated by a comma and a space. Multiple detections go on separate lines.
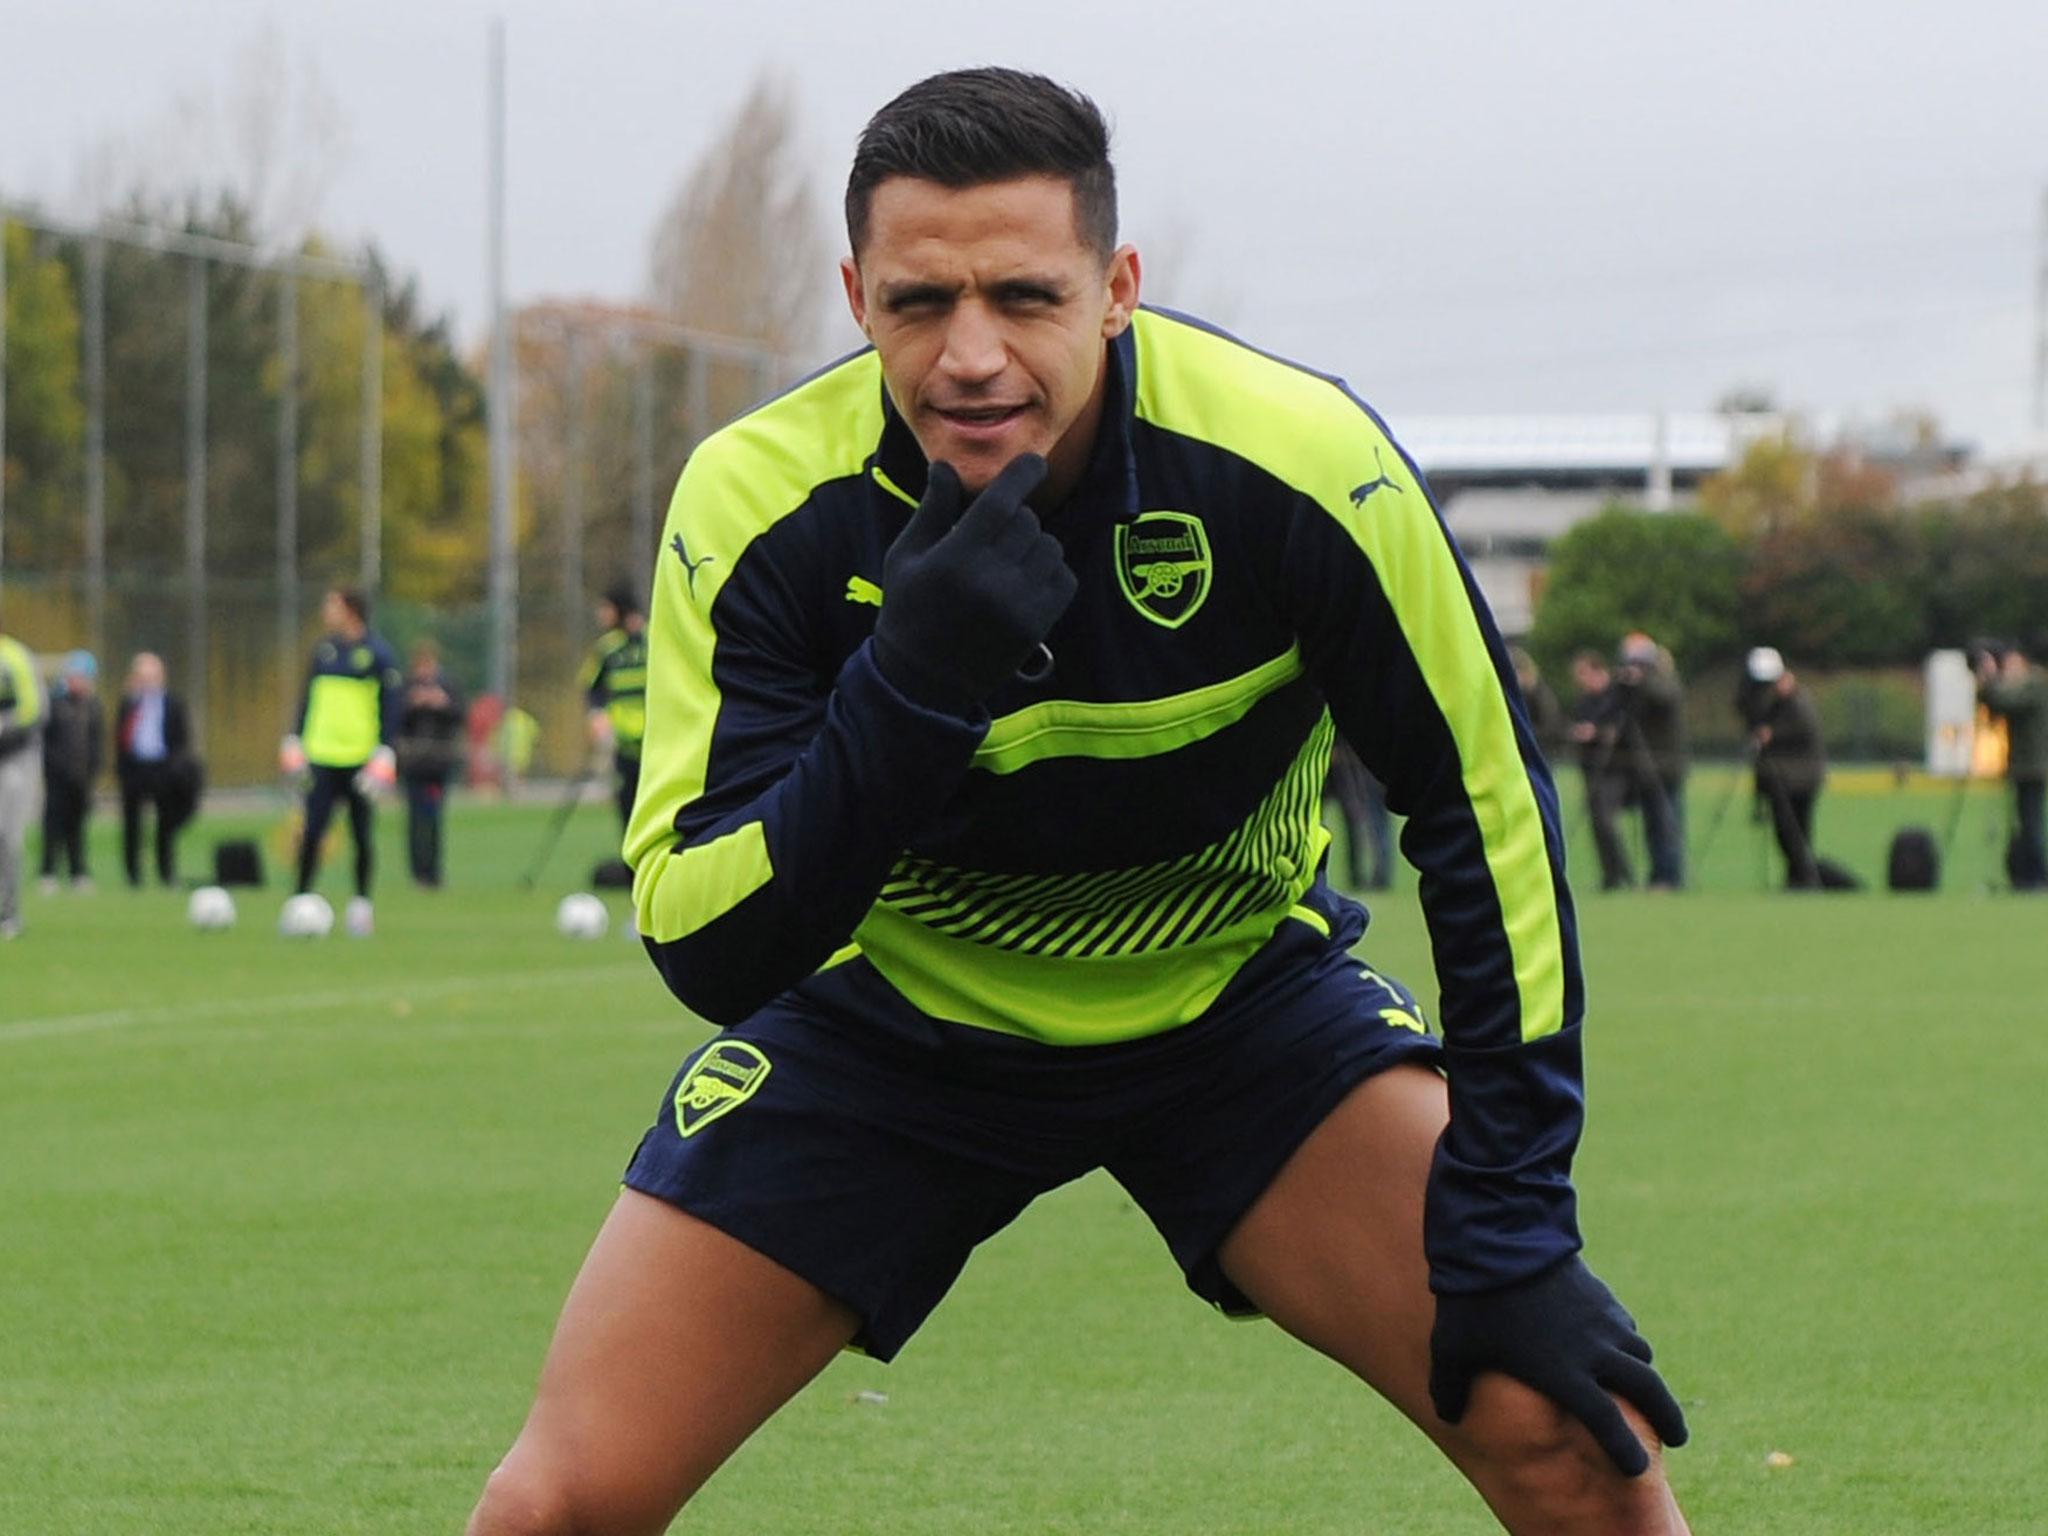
846, 68, 1117, 259
334, 586, 370, 625
603, 581, 642, 620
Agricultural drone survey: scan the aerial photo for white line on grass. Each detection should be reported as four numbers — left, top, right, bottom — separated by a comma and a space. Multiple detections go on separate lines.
0, 963, 652, 1045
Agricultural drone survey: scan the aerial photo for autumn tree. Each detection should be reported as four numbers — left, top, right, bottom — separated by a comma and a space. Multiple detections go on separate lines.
646, 76, 829, 360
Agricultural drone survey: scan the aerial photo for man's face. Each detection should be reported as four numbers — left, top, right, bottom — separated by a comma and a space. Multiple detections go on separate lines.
842, 174, 1139, 497
322, 592, 349, 632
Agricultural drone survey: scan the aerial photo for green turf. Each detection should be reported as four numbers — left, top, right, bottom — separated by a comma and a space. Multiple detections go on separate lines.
2, 773, 2043, 1532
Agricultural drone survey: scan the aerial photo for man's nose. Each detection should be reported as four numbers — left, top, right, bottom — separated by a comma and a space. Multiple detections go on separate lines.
937, 301, 1006, 384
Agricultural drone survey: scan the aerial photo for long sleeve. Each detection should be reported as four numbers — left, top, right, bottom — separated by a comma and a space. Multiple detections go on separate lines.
625, 446, 989, 1027
1276, 417, 1585, 1295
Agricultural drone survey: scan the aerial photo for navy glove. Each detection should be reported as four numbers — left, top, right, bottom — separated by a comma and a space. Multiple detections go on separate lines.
872, 455, 1076, 714
1429, 1254, 1687, 1477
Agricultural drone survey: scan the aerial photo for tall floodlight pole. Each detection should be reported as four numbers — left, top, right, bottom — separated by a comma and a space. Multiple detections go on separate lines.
632, 346, 655, 567
564, 329, 586, 632
84, 233, 107, 658
2033, 185, 2048, 438
486, 15, 517, 702
276, 270, 300, 720
360, 272, 384, 594
0, 214, 9, 582
185, 256, 209, 742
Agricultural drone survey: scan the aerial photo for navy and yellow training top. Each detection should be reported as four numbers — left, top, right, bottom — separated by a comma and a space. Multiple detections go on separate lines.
582, 626, 650, 761
296, 631, 402, 770
626, 307, 1586, 1295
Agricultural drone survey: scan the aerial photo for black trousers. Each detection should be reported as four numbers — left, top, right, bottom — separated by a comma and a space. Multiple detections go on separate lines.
2013, 778, 2047, 891
1760, 775, 1821, 889
615, 754, 642, 834
40, 776, 91, 880
404, 775, 449, 887
299, 765, 374, 898
120, 763, 178, 886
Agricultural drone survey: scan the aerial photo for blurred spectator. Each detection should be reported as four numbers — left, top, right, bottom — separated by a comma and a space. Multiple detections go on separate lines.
1736, 647, 1826, 889
1323, 735, 1392, 891
39, 651, 105, 891
0, 605, 45, 939
395, 640, 466, 888
1976, 640, 2047, 891
1568, 650, 1633, 891
1613, 631, 1687, 890
1510, 645, 1568, 763
116, 652, 194, 888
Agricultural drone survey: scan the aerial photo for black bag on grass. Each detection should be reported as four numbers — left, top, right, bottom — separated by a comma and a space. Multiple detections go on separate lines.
1886, 828, 1939, 891
213, 839, 265, 888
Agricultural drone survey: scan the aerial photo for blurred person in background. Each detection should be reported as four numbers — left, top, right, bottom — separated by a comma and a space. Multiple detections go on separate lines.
581, 583, 649, 833
280, 588, 401, 935
1736, 646, 1826, 890
1612, 631, 1687, 890
0, 603, 46, 939
115, 652, 193, 889
1321, 735, 1392, 891
395, 639, 466, 889
1975, 639, 2047, 891
1510, 645, 1568, 764
39, 651, 105, 892
1568, 650, 1633, 891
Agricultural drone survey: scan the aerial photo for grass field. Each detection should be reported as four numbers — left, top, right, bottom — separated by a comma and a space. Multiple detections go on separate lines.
3, 770, 2044, 1533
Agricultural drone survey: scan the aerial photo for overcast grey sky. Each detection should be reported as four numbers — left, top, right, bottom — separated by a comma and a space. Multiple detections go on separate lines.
4, 0, 2045, 453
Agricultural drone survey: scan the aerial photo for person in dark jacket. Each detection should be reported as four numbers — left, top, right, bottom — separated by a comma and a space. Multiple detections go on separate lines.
39, 651, 105, 890
1510, 645, 1569, 765
115, 652, 194, 888
1737, 646, 1826, 889
1977, 641, 2048, 890
395, 640, 466, 888
1569, 650, 1634, 890
1611, 632, 1688, 890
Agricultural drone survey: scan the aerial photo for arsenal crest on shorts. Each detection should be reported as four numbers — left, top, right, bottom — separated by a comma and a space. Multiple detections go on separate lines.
673, 1041, 773, 1137
1114, 511, 1213, 629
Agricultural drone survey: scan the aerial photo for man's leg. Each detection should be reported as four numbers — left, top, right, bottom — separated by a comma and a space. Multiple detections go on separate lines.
469, 1191, 859, 1536
0, 755, 36, 928
38, 779, 66, 879
121, 775, 147, 887
297, 769, 341, 894
1587, 776, 1633, 890
2014, 778, 2046, 889
344, 777, 375, 898
1217, 1065, 1687, 1536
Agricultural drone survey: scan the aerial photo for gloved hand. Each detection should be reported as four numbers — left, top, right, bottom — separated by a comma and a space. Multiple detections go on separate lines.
1429, 1254, 1687, 1477
871, 454, 1076, 714
279, 735, 307, 775
355, 746, 398, 796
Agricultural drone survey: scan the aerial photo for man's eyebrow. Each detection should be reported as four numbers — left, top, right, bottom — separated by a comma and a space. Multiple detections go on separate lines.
989, 277, 1067, 303
878, 279, 960, 308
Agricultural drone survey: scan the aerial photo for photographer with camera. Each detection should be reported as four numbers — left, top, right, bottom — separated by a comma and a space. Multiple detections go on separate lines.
1974, 638, 2047, 891
1736, 647, 1826, 889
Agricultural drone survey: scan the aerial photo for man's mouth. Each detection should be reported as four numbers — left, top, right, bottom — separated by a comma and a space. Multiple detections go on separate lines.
933, 403, 1028, 428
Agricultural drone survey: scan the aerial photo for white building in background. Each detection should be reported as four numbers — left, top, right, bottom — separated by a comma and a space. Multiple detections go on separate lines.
1394, 412, 1784, 636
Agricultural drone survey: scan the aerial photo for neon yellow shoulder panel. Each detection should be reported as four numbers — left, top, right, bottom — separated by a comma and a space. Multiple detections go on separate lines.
1128, 310, 1567, 1044
629, 353, 887, 941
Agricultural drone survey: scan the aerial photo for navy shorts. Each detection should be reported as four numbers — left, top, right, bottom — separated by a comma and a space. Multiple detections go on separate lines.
623, 913, 1443, 1360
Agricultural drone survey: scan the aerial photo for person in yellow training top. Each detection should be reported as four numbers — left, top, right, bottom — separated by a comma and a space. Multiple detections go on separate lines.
580, 583, 649, 831
279, 587, 400, 937
0, 605, 46, 940
467, 69, 1688, 1536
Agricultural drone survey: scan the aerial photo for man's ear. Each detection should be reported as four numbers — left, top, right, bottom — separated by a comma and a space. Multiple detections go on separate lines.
1102, 244, 1141, 338
841, 256, 870, 338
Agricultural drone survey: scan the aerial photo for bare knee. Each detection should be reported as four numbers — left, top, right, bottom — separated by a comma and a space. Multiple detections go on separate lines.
1448, 1375, 1680, 1536
466, 1444, 671, 1536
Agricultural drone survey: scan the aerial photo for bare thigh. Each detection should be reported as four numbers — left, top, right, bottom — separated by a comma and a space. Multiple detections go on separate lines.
1215, 1065, 1686, 1536
469, 1190, 859, 1536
